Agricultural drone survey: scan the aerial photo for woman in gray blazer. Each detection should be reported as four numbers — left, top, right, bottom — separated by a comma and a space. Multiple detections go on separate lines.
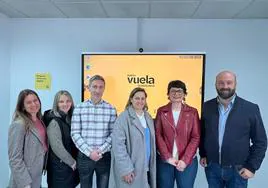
110, 87, 156, 188
8, 89, 48, 188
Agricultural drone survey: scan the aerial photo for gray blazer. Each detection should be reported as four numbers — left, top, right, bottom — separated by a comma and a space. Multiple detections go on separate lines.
8, 119, 46, 188
110, 106, 156, 188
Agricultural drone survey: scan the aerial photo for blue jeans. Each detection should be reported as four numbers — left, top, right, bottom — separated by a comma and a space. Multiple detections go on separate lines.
77, 151, 111, 188
205, 162, 248, 188
157, 155, 198, 188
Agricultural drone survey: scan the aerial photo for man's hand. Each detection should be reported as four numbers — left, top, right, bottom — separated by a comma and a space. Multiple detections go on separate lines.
176, 160, 187, 171
200, 157, 207, 167
122, 171, 135, 184
89, 150, 102, 161
167, 158, 179, 167
239, 168, 254, 179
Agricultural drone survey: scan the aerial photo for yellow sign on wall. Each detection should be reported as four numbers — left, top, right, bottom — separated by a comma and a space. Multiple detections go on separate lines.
35, 73, 51, 90
82, 54, 205, 118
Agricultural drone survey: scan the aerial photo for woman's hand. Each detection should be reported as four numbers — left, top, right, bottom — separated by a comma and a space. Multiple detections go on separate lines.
122, 171, 135, 184
71, 161, 77, 171
167, 157, 178, 167
176, 160, 187, 171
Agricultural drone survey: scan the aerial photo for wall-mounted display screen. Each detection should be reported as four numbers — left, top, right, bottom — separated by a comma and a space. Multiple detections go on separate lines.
82, 53, 205, 118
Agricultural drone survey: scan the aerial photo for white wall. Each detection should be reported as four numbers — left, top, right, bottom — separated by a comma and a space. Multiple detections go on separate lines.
10, 19, 138, 112
5, 18, 268, 187
0, 18, 10, 187
0, 13, 8, 18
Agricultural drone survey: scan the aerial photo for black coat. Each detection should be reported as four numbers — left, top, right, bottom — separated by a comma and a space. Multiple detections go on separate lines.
43, 110, 79, 188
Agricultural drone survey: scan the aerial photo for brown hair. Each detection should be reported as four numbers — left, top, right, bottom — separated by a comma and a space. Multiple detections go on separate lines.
13, 89, 42, 130
125, 87, 148, 111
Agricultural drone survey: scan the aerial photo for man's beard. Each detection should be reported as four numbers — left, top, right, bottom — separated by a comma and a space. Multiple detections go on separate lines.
216, 88, 236, 99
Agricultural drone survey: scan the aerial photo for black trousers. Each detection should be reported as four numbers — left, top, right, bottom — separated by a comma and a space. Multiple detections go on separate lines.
77, 151, 111, 188
147, 171, 151, 186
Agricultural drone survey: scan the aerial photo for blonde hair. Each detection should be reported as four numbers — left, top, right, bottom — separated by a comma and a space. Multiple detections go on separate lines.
51, 90, 74, 117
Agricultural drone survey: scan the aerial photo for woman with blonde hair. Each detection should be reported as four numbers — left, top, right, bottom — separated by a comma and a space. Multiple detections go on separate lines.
8, 89, 48, 188
43, 90, 79, 188
110, 87, 156, 188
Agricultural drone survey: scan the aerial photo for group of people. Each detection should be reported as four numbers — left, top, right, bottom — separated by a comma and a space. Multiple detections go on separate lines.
8, 71, 267, 188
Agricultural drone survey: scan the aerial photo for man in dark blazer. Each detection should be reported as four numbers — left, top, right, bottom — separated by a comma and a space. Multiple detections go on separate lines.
199, 70, 267, 188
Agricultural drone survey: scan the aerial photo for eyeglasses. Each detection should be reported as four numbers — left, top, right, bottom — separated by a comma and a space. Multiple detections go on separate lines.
169, 89, 184, 95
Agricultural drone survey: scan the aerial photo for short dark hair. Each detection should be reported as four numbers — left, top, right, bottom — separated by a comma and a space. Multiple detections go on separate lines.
89, 75, 105, 86
167, 80, 187, 95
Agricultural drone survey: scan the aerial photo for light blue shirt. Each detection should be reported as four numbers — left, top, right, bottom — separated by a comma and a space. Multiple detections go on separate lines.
144, 127, 151, 170
218, 95, 236, 152
137, 113, 151, 170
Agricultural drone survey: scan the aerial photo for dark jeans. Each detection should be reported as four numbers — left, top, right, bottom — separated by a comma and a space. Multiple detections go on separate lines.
205, 162, 248, 188
157, 155, 198, 188
147, 171, 151, 186
77, 151, 111, 188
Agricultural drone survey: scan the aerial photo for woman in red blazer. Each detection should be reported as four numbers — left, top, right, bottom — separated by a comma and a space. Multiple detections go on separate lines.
155, 80, 200, 188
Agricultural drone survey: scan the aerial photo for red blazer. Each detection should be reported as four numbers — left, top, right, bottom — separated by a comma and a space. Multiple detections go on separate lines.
155, 103, 200, 165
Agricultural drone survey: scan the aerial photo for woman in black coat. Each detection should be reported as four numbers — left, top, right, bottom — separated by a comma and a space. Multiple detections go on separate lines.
44, 90, 79, 188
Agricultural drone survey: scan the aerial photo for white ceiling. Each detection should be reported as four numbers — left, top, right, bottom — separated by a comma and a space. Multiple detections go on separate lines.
0, 0, 268, 19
